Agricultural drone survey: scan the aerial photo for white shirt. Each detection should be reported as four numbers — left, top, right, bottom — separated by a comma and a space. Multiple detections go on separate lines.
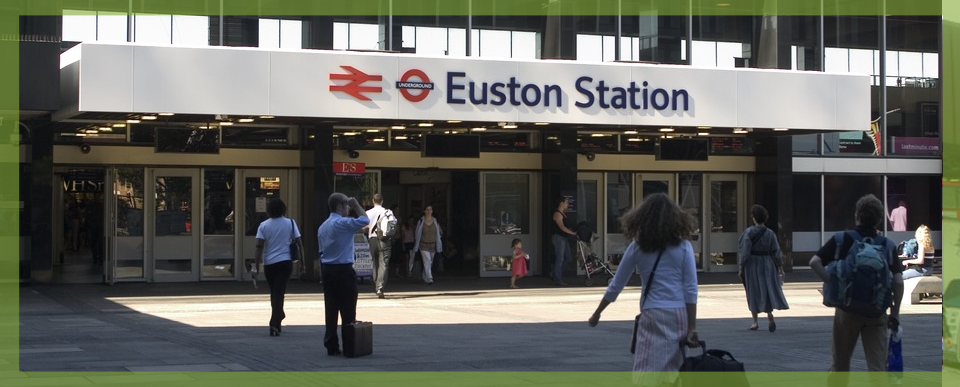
889, 206, 907, 231
256, 217, 301, 266
366, 204, 387, 239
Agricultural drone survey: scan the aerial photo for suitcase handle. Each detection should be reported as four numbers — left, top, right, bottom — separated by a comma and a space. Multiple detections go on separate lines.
705, 349, 739, 362
680, 340, 708, 355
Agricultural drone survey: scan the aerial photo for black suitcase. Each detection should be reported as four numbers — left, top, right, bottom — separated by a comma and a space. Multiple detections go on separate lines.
342, 321, 373, 358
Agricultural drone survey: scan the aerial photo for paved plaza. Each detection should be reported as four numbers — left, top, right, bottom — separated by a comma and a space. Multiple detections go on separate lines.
16, 270, 943, 376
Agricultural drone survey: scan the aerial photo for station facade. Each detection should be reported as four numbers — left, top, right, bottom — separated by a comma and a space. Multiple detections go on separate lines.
17, 12, 941, 284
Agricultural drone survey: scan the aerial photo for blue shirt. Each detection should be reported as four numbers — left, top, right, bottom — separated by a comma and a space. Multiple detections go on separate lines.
604, 239, 698, 309
256, 217, 301, 266
318, 213, 369, 264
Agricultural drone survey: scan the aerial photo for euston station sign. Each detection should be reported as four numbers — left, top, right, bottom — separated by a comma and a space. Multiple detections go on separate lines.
66, 44, 871, 132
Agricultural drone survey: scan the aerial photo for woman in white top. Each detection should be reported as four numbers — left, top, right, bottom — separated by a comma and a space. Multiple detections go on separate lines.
255, 198, 303, 337
588, 193, 700, 380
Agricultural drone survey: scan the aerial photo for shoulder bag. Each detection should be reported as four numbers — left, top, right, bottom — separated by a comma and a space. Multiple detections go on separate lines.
630, 249, 665, 354
289, 219, 302, 262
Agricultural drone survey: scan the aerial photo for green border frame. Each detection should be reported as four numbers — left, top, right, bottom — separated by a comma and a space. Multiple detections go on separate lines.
0, 1, 952, 386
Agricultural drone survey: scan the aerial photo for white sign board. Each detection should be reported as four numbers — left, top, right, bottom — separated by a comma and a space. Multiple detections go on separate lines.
353, 233, 373, 279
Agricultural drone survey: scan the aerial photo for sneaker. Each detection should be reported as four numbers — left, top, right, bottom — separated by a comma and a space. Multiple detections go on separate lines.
377, 290, 385, 299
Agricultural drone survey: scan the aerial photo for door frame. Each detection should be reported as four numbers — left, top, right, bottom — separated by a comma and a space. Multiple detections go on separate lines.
237, 169, 295, 279
703, 173, 746, 272
478, 171, 539, 278
147, 168, 202, 282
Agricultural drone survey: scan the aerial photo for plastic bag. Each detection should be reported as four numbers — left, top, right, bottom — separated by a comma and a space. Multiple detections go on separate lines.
887, 326, 903, 372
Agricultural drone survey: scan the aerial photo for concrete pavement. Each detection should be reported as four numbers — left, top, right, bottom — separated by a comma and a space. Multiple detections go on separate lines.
18, 271, 943, 374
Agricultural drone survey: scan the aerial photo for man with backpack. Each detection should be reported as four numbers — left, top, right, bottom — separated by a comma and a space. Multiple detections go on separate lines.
365, 193, 397, 299
809, 194, 904, 372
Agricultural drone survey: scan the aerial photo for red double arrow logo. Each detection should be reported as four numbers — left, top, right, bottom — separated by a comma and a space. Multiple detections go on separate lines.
329, 66, 383, 101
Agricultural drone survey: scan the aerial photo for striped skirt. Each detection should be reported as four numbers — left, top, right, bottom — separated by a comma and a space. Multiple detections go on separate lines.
632, 307, 688, 386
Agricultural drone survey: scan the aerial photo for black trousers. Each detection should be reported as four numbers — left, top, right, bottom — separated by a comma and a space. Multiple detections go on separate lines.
264, 260, 293, 329
369, 237, 391, 292
321, 263, 358, 351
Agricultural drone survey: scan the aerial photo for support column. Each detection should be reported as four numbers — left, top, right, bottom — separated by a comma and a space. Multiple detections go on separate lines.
29, 121, 54, 282
302, 16, 334, 50
541, 129, 578, 279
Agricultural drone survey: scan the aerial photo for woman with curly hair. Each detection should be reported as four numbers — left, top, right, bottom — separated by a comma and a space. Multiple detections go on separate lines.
901, 224, 935, 280
588, 192, 700, 378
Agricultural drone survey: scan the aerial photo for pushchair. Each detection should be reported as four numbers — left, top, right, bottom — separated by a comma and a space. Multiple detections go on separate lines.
575, 221, 615, 287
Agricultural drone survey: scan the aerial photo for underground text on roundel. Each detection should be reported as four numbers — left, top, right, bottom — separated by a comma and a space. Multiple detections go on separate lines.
446, 72, 690, 111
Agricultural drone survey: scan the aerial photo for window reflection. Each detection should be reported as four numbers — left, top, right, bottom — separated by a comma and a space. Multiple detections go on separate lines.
484, 174, 528, 235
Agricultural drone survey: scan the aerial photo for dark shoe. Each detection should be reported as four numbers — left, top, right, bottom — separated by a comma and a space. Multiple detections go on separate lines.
427, 281, 433, 285
270, 327, 280, 337
377, 290, 385, 299
769, 321, 777, 332
327, 349, 342, 356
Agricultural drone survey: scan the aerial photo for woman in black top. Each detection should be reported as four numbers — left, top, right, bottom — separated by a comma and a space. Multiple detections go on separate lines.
551, 197, 578, 286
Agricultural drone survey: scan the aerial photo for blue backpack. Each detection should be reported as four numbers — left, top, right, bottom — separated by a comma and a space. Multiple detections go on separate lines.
822, 231, 894, 318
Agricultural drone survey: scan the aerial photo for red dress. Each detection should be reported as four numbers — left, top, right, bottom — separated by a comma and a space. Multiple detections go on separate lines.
511, 247, 528, 276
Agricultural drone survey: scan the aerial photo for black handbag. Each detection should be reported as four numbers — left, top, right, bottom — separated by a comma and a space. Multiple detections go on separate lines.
289, 219, 302, 262
630, 249, 665, 354
680, 341, 746, 372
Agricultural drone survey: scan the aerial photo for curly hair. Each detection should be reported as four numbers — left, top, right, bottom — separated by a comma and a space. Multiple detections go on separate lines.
620, 193, 697, 252
915, 224, 934, 251
854, 194, 884, 228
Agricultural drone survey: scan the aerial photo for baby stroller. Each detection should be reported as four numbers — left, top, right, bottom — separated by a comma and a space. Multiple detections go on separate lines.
575, 221, 615, 287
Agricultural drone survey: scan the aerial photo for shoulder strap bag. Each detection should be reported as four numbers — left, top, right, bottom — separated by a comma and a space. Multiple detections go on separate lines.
631, 248, 666, 354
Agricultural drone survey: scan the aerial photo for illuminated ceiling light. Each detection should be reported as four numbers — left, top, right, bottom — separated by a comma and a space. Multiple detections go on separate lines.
112, 123, 126, 128
698, 132, 710, 136
259, 115, 274, 119
84, 129, 99, 134
418, 122, 434, 127
308, 135, 316, 139
126, 119, 141, 123
658, 128, 674, 132
394, 135, 408, 140
446, 120, 462, 124
534, 122, 549, 126
219, 121, 233, 126
697, 126, 712, 129
591, 133, 606, 137
443, 130, 451, 134
366, 129, 381, 133
502, 123, 517, 129
372, 138, 385, 142
627, 137, 641, 142
391, 125, 406, 130
98, 127, 112, 132
624, 130, 638, 134
198, 126, 208, 129
343, 132, 360, 136
774, 128, 789, 131
75, 133, 87, 137
158, 112, 175, 116
471, 127, 486, 131
141, 115, 157, 120
238, 118, 255, 123
733, 128, 748, 134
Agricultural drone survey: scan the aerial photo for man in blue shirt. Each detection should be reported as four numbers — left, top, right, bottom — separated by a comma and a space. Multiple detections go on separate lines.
318, 193, 369, 356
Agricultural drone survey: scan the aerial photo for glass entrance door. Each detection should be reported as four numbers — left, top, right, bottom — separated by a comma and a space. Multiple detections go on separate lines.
479, 172, 536, 277
576, 173, 602, 275
106, 167, 146, 282
148, 168, 201, 282
238, 170, 288, 277
678, 173, 704, 270
705, 174, 745, 272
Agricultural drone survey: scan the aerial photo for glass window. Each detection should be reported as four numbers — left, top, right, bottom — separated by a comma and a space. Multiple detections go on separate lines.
606, 173, 632, 233
793, 134, 820, 155
135, 14, 172, 45
576, 34, 603, 62
172, 16, 208, 46
479, 29, 512, 58
710, 181, 738, 233
62, 11, 97, 42
259, 19, 280, 49
483, 174, 529, 235
97, 12, 128, 43
512, 31, 539, 59
793, 175, 822, 232
280, 20, 302, 49
886, 175, 941, 232
823, 175, 882, 231
203, 168, 235, 279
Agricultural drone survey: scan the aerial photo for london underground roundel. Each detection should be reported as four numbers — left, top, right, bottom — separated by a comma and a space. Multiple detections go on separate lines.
396, 69, 434, 102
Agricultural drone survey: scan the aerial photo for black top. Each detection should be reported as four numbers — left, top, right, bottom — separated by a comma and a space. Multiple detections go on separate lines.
816, 226, 904, 274
552, 210, 571, 236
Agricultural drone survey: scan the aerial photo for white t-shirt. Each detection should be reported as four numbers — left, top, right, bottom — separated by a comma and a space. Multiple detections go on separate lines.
366, 204, 387, 239
256, 216, 301, 265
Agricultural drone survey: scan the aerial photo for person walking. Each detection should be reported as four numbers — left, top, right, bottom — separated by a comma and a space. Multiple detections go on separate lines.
588, 193, 700, 381
365, 193, 392, 299
254, 198, 302, 337
809, 194, 904, 372
888, 200, 907, 232
318, 193, 369, 356
414, 205, 442, 285
551, 197, 578, 286
900, 224, 934, 280
738, 204, 789, 332
509, 238, 529, 288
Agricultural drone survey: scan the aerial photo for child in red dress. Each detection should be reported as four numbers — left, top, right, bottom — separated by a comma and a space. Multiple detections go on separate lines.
510, 238, 529, 288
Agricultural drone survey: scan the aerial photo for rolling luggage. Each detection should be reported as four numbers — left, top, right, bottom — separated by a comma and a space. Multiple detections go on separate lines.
342, 321, 373, 358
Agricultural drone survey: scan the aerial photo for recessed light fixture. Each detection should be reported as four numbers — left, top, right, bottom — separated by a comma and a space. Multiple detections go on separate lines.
391, 125, 406, 130
112, 123, 126, 128
534, 122, 549, 126
502, 123, 517, 129
98, 127, 111, 131
366, 129, 381, 133
697, 126, 712, 129
418, 122, 434, 127
394, 135, 408, 140
447, 120, 462, 124
733, 128, 748, 134
698, 132, 710, 136
238, 118, 255, 123
774, 128, 789, 131
591, 133, 606, 137
259, 115, 274, 119
141, 115, 157, 120
158, 113, 175, 116
199, 125, 208, 129
373, 138, 385, 142
627, 137, 641, 142
219, 122, 233, 126
126, 119, 140, 124
624, 130, 638, 134
471, 127, 487, 131
659, 128, 674, 132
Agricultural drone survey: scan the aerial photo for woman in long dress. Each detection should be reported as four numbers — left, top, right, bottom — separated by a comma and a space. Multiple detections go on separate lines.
738, 204, 789, 332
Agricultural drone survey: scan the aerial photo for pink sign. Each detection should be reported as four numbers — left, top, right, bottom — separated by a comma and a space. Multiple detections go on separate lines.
892, 137, 941, 155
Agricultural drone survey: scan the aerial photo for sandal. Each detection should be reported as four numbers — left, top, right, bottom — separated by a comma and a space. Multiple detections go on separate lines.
747, 323, 759, 331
